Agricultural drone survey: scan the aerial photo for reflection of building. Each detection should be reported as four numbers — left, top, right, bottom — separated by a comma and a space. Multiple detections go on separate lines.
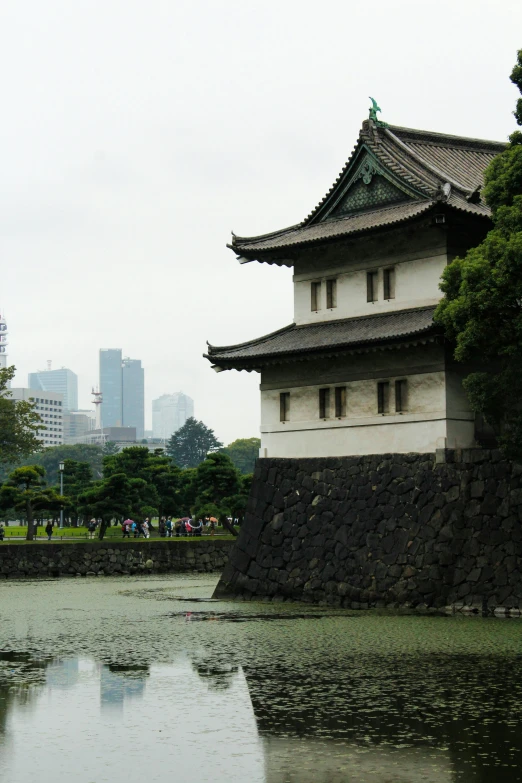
29, 367, 78, 412
152, 392, 194, 440
9, 388, 64, 446
45, 658, 80, 690
99, 350, 145, 439
100, 664, 148, 712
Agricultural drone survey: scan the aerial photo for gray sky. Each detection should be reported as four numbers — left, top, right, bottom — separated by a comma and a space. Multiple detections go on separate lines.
1, 0, 521, 444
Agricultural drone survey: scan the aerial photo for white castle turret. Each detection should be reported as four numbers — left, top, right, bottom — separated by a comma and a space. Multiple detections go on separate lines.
0, 313, 8, 370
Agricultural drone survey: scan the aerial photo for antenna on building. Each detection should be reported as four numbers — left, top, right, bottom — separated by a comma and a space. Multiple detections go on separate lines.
92, 386, 103, 430
0, 312, 8, 372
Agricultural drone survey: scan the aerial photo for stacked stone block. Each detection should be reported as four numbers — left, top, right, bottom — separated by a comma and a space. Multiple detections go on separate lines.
215, 450, 522, 611
0, 540, 231, 579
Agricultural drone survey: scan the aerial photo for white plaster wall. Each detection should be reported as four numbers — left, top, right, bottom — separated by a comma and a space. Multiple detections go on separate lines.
262, 371, 446, 427
260, 419, 449, 458
258, 370, 476, 457
294, 254, 447, 325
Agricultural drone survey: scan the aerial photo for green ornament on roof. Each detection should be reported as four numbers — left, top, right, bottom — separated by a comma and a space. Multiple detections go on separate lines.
369, 97, 388, 128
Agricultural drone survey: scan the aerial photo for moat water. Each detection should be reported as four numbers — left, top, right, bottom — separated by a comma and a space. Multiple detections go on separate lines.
1, 574, 522, 782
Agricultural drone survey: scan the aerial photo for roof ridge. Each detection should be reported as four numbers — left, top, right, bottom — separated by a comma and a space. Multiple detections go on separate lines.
388, 124, 507, 150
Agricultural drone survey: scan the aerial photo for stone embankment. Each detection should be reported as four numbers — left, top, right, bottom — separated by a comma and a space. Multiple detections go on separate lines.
0, 540, 232, 579
214, 450, 522, 612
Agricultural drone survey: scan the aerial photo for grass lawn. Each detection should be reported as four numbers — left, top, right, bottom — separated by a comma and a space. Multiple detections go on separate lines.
0, 525, 236, 543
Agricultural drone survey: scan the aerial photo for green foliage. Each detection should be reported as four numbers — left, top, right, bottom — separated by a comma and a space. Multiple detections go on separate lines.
0, 367, 42, 465
78, 472, 158, 539
102, 441, 120, 457
103, 446, 182, 518
435, 51, 522, 458
221, 437, 260, 474
194, 453, 241, 506
17, 444, 104, 483
165, 417, 223, 468
61, 460, 94, 522
0, 465, 67, 541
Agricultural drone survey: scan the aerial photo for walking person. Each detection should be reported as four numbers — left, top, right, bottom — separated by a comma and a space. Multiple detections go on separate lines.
166, 517, 172, 537
142, 518, 150, 539
88, 519, 96, 539
45, 520, 54, 541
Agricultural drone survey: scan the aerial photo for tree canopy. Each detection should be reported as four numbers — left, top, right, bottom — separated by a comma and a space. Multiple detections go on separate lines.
435, 51, 522, 457
0, 367, 42, 465
0, 465, 67, 540
221, 437, 260, 474
165, 417, 223, 468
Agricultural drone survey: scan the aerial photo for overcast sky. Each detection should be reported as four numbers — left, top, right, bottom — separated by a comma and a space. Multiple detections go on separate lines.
1, 0, 521, 444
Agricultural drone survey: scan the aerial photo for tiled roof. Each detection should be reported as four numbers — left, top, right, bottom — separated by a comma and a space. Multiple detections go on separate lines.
230, 120, 505, 260
206, 306, 439, 368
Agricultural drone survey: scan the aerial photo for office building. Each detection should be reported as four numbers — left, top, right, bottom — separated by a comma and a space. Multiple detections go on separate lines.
28, 366, 78, 411
122, 358, 145, 440
99, 349, 123, 428
152, 392, 194, 440
10, 388, 64, 447
99, 349, 144, 439
63, 410, 96, 444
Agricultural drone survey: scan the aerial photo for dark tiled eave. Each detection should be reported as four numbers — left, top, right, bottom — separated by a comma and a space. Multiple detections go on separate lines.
205, 306, 441, 370
229, 120, 504, 262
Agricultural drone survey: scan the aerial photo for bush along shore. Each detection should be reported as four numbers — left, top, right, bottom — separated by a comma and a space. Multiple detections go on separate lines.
0, 539, 233, 579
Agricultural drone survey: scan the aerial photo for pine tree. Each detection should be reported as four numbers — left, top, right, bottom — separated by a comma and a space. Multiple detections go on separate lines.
165, 418, 223, 468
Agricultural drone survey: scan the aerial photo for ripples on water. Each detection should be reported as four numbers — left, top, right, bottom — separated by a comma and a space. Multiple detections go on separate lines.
0, 574, 521, 782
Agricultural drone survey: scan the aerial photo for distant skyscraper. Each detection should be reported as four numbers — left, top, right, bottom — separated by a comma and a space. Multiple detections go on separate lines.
99, 349, 144, 438
152, 392, 194, 440
99, 349, 123, 428
10, 388, 64, 447
28, 366, 78, 411
122, 358, 144, 440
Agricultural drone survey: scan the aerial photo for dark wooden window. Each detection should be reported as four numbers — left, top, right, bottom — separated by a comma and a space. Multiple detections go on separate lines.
280, 392, 290, 422
367, 271, 378, 302
395, 379, 408, 412
383, 267, 396, 300
319, 388, 330, 419
311, 281, 321, 311
326, 279, 337, 309
335, 386, 346, 418
377, 381, 390, 414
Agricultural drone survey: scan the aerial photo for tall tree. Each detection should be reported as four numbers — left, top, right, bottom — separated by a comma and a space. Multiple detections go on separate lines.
0, 466, 67, 541
78, 472, 158, 539
221, 438, 260, 474
435, 50, 522, 457
193, 453, 241, 536
61, 460, 94, 525
165, 418, 223, 468
0, 367, 42, 465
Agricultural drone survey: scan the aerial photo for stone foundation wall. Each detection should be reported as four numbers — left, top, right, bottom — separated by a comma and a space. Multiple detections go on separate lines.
0, 540, 232, 579
214, 450, 522, 611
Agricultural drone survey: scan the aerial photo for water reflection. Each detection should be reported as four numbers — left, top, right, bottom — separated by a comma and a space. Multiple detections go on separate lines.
1, 577, 522, 782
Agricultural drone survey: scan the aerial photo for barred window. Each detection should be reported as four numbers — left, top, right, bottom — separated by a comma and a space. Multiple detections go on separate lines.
377, 381, 390, 414
319, 388, 330, 419
395, 379, 408, 412
326, 279, 337, 309
383, 267, 396, 300
367, 271, 378, 302
335, 386, 346, 418
280, 392, 290, 422
311, 281, 321, 311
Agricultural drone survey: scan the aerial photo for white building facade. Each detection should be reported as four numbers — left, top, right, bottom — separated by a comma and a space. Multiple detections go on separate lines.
10, 388, 64, 447
152, 392, 194, 440
206, 112, 504, 458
